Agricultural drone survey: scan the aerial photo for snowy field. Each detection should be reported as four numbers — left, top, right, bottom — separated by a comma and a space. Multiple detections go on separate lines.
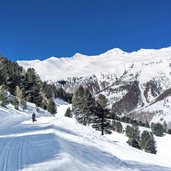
0, 99, 171, 171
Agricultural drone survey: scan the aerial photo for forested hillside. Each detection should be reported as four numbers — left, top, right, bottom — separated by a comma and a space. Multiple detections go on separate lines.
0, 57, 72, 111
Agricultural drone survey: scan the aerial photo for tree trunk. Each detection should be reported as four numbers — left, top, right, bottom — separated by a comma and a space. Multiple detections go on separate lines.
101, 112, 104, 135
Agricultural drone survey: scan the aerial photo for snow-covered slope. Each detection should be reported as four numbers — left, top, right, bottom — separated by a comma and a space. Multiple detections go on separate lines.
0, 100, 171, 171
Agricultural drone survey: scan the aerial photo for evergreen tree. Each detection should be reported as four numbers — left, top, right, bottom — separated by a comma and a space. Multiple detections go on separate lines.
115, 121, 123, 133
125, 125, 132, 137
0, 70, 5, 85
56, 87, 68, 101
167, 129, 171, 134
42, 82, 59, 99
96, 94, 108, 135
72, 85, 96, 125
96, 94, 108, 109
151, 123, 164, 136
72, 85, 85, 108
112, 120, 117, 131
145, 133, 157, 154
0, 87, 8, 107
65, 107, 72, 118
24, 68, 43, 106
20, 98, 27, 110
125, 124, 140, 141
126, 124, 140, 149
139, 130, 150, 150
0, 57, 23, 95
112, 121, 123, 133
127, 138, 140, 149
47, 99, 57, 115
12, 97, 19, 110
139, 130, 157, 154
82, 88, 95, 125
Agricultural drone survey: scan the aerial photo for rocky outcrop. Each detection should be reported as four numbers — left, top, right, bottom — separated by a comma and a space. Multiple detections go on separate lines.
112, 81, 142, 115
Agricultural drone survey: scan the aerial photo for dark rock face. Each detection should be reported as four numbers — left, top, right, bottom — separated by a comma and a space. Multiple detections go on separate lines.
154, 87, 171, 103
57, 71, 171, 126
144, 80, 162, 103
112, 81, 142, 115
60, 75, 101, 95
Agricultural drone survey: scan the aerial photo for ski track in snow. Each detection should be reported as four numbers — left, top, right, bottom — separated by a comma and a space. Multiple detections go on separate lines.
0, 99, 171, 171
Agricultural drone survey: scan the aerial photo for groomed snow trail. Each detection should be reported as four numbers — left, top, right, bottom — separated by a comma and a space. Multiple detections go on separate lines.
0, 100, 171, 171
0, 104, 129, 171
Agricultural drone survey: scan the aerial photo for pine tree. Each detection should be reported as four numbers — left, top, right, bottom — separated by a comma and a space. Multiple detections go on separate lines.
167, 129, 171, 134
115, 121, 123, 133
125, 125, 132, 137
47, 99, 57, 115
112, 120, 117, 131
112, 121, 123, 133
96, 94, 108, 135
20, 98, 27, 110
24, 68, 43, 106
65, 107, 72, 117
125, 124, 140, 141
139, 130, 157, 154
139, 130, 150, 149
126, 124, 140, 149
72, 85, 96, 125
0, 86, 8, 107
96, 94, 108, 109
127, 138, 140, 149
0, 57, 23, 95
151, 123, 164, 136
12, 97, 19, 110
72, 85, 85, 108
145, 133, 157, 154
83, 88, 96, 125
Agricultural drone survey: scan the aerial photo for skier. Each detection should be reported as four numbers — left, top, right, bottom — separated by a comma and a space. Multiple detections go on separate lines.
32, 112, 37, 122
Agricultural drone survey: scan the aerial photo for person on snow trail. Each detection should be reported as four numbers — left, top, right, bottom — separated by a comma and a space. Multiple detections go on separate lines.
32, 112, 37, 122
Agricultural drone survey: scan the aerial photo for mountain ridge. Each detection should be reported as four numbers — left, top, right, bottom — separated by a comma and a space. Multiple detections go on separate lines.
17, 46, 171, 128
17, 46, 171, 81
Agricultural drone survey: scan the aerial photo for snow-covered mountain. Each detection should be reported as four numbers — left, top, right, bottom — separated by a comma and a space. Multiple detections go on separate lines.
18, 46, 171, 127
17, 47, 171, 81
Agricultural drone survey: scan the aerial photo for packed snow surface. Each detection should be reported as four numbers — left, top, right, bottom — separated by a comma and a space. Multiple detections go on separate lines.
0, 99, 171, 171
17, 46, 171, 81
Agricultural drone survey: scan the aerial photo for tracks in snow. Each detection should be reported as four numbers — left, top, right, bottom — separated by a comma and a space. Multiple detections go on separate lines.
0, 117, 59, 171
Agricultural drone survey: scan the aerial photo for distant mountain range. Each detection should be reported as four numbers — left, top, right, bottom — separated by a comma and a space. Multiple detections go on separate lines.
18, 46, 171, 128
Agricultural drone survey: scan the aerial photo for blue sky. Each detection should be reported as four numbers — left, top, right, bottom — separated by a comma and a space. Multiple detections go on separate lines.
0, 0, 171, 61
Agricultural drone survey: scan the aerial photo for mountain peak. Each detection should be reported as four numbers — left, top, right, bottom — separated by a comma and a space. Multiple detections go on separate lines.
102, 48, 126, 56
73, 53, 87, 60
